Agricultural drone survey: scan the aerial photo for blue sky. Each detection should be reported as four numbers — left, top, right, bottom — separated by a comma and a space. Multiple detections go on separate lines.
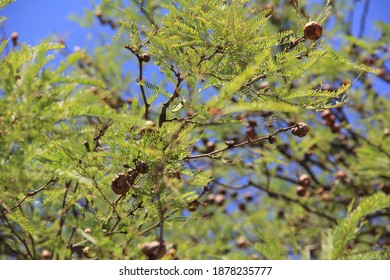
1, 0, 388, 100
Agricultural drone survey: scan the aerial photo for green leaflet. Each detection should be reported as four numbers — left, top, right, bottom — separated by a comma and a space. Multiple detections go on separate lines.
7, 212, 36, 236
330, 192, 390, 259
0, 0, 14, 10
223, 101, 299, 114
323, 51, 381, 75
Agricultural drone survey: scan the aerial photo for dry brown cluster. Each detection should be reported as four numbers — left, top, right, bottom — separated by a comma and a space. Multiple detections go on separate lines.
321, 109, 341, 133
304, 21, 323, 41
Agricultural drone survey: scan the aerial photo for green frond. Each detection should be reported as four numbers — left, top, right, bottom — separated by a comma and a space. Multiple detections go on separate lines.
0, 0, 14, 9
331, 192, 390, 259
323, 50, 381, 74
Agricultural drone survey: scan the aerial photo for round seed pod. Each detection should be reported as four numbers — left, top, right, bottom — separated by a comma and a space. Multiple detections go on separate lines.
268, 135, 277, 144
296, 185, 306, 197
187, 201, 199, 212
141, 241, 166, 260
135, 161, 149, 174
304, 21, 323, 40
379, 183, 390, 195
11, 32, 19, 46
141, 53, 151, 62
331, 123, 341, 133
41, 249, 51, 260
214, 194, 226, 206
321, 109, 332, 120
111, 173, 131, 195
335, 170, 347, 181
299, 174, 311, 187
291, 122, 310, 137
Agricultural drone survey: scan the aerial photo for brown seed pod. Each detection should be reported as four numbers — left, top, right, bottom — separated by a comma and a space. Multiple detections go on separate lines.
268, 135, 277, 144
41, 249, 51, 260
247, 119, 258, 127
141, 53, 151, 63
321, 109, 332, 120
335, 170, 347, 181
321, 192, 330, 202
187, 201, 199, 212
111, 173, 131, 195
206, 141, 216, 153
296, 185, 306, 197
214, 194, 226, 206
259, 81, 270, 90
238, 202, 246, 211
11, 32, 18, 46
304, 21, 323, 41
141, 241, 167, 260
244, 191, 253, 201
331, 123, 341, 133
299, 174, 311, 187
379, 183, 390, 195
140, 120, 156, 136
291, 122, 309, 137
235, 237, 247, 248
135, 161, 149, 174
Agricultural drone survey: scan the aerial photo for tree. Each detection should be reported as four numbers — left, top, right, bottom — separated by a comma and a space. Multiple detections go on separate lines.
0, 0, 389, 260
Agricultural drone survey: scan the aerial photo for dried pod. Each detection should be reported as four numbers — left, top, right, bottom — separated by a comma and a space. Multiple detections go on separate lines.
244, 191, 253, 201
331, 123, 341, 133
259, 81, 270, 90
214, 194, 226, 206
299, 174, 311, 187
41, 249, 51, 260
246, 126, 257, 139
206, 141, 216, 153
205, 193, 216, 204
335, 170, 347, 181
321, 192, 330, 202
268, 135, 277, 144
135, 161, 149, 174
235, 237, 247, 248
111, 173, 131, 195
247, 120, 258, 127
141, 53, 151, 62
141, 241, 167, 260
379, 183, 390, 195
11, 32, 18, 46
140, 120, 156, 136
238, 202, 246, 211
321, 109, 332, 120
304, 21, 323, 40
291, 122, 309, 137
187, 201, 199, 212
296, 185, 306, 197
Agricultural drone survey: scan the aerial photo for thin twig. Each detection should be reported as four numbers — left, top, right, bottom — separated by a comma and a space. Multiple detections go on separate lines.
138, 210, 178, 236
249, 181, 337, 224
125, 45, 150, 119
182, 124, 299, 160
0, 179, 57, 218
159, 71, 183, 127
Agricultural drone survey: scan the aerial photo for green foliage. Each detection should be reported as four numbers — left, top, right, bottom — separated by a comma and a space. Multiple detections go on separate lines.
320, 193, 390, 259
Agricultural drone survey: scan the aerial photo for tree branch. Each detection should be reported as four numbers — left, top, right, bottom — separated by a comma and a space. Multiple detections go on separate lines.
159, 70, 183, 127
182, 124, 299, 160
249, 180, 337, 224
